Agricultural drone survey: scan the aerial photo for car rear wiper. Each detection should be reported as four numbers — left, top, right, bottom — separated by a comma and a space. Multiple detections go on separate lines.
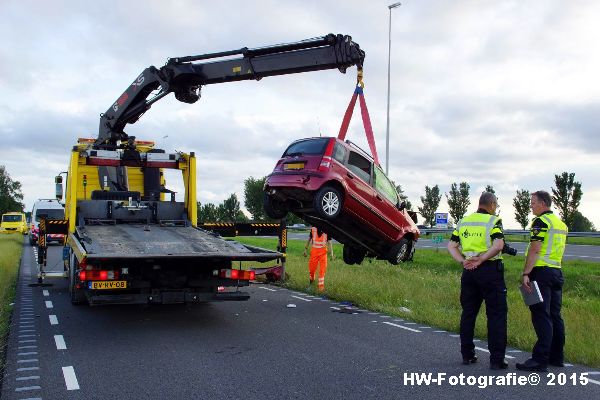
285, 152, 304, 157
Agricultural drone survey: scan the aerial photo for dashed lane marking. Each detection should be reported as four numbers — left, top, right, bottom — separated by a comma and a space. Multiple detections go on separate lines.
291, 295, 312, 302
49, 315, 58, 325
16, 376, 40, 381
45, 301, 53, 309
54, 335, 67, 350
17, 367, 39, 372
588, 378, 600, 386
18, 346, 37, 350
15, 386, 41, 392
382, 321, 421, 333
62, 366, 80, 390
507, 350, 522, 353
258, 286, 277, 292
17, 359, 39, 363
17, 352, 38, 356
42, 290, 49, 296
474, 346, 516, 359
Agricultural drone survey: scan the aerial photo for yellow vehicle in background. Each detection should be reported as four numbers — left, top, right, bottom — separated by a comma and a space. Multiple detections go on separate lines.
0, 212, 29, 235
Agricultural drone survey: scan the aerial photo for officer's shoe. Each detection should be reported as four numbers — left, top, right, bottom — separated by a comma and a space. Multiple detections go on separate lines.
490, 360, 509, 370
516, 359, 548, 372
462, 355, 478, 365
549, 360, 565, 367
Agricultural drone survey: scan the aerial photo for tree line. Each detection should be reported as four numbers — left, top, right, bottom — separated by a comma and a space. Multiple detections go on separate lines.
416, 172, 595, 232
0, 165, 24, 215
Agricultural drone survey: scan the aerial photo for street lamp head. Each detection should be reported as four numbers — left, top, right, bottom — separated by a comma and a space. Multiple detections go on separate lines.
388, 2, 402, 9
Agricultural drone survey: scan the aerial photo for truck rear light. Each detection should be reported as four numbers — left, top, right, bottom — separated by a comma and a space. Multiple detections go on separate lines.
318, 139, 335, 171
218, 269, 255, 280
79, 270, 120, 281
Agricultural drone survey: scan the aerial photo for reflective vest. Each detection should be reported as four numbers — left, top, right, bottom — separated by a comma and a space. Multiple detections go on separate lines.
311, 227, 328, 250
526, 213, 568, 268
456, 212, 503, 260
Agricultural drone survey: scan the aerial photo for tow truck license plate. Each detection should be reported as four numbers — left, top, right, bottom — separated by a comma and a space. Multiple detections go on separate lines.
284, 162, 305, 170
89, 281, 127, 290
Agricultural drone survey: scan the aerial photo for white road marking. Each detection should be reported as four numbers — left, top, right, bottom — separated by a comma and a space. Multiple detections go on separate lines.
368, 312, 379, 315
474, 346, 515, 359
418, 326, 431, 329
15, 386, 41, 392
42, 290, 49, 296
19, 329, 36, 333
17, 359, 39, 363
291, 295, 312, 302
258, 286, 277, 292
405, 322, 417, 325
565, 363, 573, 367
507, 350, 522, 353
18, 340, 37, 344
588, 378, 600, 386
18, 346, 37, 350
450, 334, 460, 337
17, 367, 39, 372
330, 306, 341, 310
434, 330, 447, 333
18, 335, 37, 338
588, 371, 600, 375
18, 352, 38, 356
54, 335, 67, 350
45, 301, 53, 309
379, 315, 391, 319
393, 319, 404, 322
16, 376, 40, 381
383, 321, 421, 333
49, 315, 58, 325
62, 366, 80, 390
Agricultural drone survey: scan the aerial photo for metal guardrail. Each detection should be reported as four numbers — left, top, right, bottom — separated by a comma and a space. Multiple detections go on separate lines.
420, 228, 600, 238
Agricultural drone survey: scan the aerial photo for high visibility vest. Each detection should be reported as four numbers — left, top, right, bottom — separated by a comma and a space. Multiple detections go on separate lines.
456, 212, 503, 260
526, 212, 568, 268
311, 227, 328, 250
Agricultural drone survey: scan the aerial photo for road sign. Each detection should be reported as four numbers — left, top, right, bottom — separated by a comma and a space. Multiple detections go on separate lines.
435, 212, 448, 227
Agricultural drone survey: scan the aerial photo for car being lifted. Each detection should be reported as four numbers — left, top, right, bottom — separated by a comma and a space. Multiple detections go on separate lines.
263, 137, 420, 265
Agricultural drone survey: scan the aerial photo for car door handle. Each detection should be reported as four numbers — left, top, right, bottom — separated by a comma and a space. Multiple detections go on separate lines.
347, 173, 354, 179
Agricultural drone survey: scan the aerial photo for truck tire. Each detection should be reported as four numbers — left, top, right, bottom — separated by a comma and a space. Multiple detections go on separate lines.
387, 238, 409, 265
263, 193, 287, 219
313, 186, 343, 220
343, 244, 365, 265
69, 256, 86, 305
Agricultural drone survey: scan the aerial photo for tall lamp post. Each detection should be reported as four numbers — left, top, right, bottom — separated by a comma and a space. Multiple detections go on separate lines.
386, 1, 401, 175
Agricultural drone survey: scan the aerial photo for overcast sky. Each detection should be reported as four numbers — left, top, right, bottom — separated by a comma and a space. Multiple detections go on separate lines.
1, 0, 598, 229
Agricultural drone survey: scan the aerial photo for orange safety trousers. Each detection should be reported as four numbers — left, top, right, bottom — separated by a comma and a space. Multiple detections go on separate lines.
309, 248, 328, 292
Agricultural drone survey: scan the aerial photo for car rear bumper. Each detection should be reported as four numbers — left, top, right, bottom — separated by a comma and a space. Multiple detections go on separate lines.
265, 172, 329, 193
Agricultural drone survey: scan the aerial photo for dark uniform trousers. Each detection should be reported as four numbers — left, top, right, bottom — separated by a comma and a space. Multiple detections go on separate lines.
460, 259, 507, 363
529, 267, 565, 365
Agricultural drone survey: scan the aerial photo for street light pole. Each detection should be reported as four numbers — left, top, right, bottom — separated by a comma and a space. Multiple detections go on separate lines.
386, 1, 401, 175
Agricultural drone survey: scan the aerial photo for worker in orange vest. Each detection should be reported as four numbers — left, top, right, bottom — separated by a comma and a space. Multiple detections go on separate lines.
303, 227, 334, 292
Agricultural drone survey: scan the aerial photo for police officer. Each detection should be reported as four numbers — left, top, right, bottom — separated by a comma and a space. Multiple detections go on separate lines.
447, 192, 508, 370
516, 190, 568, 372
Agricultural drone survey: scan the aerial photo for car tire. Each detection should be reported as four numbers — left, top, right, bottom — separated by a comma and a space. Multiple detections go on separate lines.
263, 193, 288, 219
314, 186, 343, 220
69, 255, 86, 305
343, 244, 365, 265
388, 238, 409, 265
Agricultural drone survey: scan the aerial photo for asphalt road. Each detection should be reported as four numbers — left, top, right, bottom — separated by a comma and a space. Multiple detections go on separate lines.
286, 232, 600, 261
2, 241, 600, 399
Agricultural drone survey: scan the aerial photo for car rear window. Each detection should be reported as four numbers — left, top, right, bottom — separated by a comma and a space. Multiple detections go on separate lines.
282, 138, 329, 157
35, 209, 64, 221
2, 215, 22, 222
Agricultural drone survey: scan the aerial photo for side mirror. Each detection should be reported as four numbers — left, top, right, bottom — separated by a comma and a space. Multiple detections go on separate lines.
55, 176, 63, 201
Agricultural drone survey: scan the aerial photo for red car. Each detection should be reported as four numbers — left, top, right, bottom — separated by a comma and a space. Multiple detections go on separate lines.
263, 137, 420, 265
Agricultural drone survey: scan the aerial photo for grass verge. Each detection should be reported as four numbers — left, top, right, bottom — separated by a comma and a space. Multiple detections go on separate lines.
237, 236, 600, 368
0, 235, 24, 382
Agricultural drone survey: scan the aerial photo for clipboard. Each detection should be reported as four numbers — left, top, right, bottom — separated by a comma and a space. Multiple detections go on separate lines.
520, 281, 543, 306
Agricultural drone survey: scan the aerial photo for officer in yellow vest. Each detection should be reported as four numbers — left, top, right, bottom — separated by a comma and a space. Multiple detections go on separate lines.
516, 190, 568, 372
447, 192, 508, 370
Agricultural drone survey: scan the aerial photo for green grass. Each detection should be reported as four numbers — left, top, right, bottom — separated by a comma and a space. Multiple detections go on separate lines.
0, 235, 24, 378
238, 236, 600, 368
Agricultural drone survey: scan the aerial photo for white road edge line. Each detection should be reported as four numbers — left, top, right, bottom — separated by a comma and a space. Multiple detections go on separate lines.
258, 286, 277, 292
62, 366, 80, 390
54, 335, 67, 350
474, 346, 516, 359
588, 378, 600, 386
49, 315, 58, 325
382, 321, 421, 333
291, 295, 312, 302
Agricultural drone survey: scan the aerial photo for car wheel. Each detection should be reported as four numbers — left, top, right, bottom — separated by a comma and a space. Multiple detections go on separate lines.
343, 244, 365, 265
263, 193, 288, 219
314, 186, 343, 220
69, 255, 86, 305
388, 238, 409, 265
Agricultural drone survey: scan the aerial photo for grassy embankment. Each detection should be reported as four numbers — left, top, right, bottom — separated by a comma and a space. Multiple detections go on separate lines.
0, 235, 24, 377
236, 236, 600, 368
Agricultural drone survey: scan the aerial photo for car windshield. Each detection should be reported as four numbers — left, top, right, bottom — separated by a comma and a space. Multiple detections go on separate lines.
2, 215, 22, 222
282, 138, 329, 157
374, 167, 399, 205
35, 209, 64, 221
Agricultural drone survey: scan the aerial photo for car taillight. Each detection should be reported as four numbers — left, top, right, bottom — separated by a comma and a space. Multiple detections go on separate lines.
218, 269, 255, 280
79, 269, 120, 281
318, 139, 335, 171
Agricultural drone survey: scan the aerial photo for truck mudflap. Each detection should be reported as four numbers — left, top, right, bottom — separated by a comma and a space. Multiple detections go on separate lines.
87, 290, 250, 306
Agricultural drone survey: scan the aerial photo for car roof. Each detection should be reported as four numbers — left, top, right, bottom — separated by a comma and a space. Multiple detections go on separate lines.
33, 199, 64, 209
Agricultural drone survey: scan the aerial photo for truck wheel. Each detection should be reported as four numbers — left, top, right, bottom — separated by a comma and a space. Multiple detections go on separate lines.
343, 244, 365, 265
69, 256, 86, 305
314, 186, 343, 220
387, 238, 409, 265
263, 193, 288, 219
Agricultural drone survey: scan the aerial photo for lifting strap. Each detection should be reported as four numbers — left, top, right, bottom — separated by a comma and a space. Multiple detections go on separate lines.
337, 70, 380, 166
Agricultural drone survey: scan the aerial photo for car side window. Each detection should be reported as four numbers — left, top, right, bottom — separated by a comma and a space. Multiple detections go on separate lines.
374, 167, 399, 205
332, 143, 346, 163
346, 151, 372, 183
